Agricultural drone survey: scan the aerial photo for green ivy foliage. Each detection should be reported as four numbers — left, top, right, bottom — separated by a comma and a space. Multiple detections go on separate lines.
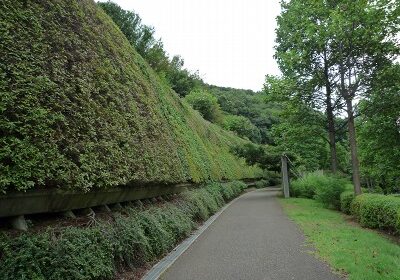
0, 181, 248, 279
0, 0, 261, 193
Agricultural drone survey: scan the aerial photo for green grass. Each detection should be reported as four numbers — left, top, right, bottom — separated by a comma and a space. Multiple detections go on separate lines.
280, 198, 400, 280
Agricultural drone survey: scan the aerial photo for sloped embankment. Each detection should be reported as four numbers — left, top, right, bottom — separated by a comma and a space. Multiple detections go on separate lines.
0, 0, 260, 194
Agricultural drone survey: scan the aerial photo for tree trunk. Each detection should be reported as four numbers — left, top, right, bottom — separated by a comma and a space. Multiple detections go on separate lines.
324, 54, 338, 173
326, 88, 338, 173
346, 98, 362, 195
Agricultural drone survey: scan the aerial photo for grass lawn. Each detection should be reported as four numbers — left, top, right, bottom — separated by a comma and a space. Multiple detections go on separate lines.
280, 198, 400, 280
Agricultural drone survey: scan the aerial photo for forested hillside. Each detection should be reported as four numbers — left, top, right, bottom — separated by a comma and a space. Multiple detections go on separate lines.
0, 0, 261, 194
206, 85, 280, 145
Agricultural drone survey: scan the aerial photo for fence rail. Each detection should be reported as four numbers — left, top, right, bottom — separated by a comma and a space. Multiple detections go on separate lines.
0, 178, 262, 220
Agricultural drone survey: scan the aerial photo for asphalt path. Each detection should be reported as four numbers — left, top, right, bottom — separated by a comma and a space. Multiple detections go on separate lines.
160, 189, 342, 280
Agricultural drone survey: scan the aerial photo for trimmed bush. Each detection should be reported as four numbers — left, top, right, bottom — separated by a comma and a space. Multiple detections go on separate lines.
0, 181, 247, 279
340, 191, 355, 214
351, 194, 400, 233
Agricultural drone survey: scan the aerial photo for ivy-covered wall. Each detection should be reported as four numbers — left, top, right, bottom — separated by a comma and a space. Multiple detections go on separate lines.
0, 0, 261, 193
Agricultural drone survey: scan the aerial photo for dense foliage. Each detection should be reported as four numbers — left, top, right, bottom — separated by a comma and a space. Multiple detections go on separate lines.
271, 0, 400, 194
223, 114, 261, 143
292, 172, 400, 234
0, 0, 261, 193
351, 194, 400, 233
184, 89, 223, 123
232, 143, 281, 172
291, 172, 351, 209
0, 181, 247, 280
207, 85, 280, 144
358, 64, 400, 193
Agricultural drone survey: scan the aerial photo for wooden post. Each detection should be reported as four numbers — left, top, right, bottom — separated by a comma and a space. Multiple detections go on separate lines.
281, 155, 290, 198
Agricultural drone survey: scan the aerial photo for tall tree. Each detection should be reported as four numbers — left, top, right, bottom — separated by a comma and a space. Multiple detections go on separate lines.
328, 0, 399, 194
275, 0, 340, 173
274, 0, 399, 194
264, 76, 330, 171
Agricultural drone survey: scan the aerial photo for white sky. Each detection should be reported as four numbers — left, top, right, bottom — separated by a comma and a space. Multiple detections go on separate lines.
102, 0, 281, 91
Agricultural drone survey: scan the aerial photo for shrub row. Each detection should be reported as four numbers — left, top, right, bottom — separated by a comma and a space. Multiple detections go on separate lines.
0, 181, 247, 280
291, 172, 400, 234
350, 194, 400, 233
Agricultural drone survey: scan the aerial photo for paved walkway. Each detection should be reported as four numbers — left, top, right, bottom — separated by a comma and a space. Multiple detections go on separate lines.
160, 189, 342, 280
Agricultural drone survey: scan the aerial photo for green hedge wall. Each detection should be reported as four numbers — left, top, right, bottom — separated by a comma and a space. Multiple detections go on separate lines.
0, 0, 261, 193
350, 194, 400, 233
0, 181, 247, 280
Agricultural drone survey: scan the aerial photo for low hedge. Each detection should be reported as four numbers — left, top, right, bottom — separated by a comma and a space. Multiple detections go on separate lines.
350, 194, 400, 233
0, 181, 246, 280
340, 191, 355, 214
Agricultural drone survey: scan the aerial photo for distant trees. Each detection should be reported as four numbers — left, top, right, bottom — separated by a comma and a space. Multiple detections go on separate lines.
98, 1, 201, 97
166, 56, 202, 97
223, 115, 261, 143
207, 85, 280, 144
232, 143, 281, 172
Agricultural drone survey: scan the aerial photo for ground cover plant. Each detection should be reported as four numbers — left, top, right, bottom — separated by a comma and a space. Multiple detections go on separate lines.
0, 181, 247, 280
0, 0, 261, 194
280, 198, 400, 280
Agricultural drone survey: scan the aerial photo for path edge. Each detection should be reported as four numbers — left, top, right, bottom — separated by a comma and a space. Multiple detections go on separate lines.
141, 191, 249, 280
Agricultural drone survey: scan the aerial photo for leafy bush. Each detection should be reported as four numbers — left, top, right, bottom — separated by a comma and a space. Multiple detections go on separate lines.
227, 181, 247, 197
340, 191, 355, 214
255, 179, 269, 189
351, 194, 400, 233
0, 227, 115, 280
0, 181, 247, 279
223, 115, 261, 143
290, 173, 319, 198
268, 172, 282, 186
314, 177, 348, 210
291, 172, 349, 209
112, 213, 152, 267
185, 89, 223, 123
205, 183, 225, 207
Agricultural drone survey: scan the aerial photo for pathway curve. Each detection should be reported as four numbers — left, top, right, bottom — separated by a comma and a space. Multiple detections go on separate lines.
160, 189, 342, 280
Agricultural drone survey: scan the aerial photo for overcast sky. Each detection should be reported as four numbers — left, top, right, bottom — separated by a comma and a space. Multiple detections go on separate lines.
103, 0, 281, 91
